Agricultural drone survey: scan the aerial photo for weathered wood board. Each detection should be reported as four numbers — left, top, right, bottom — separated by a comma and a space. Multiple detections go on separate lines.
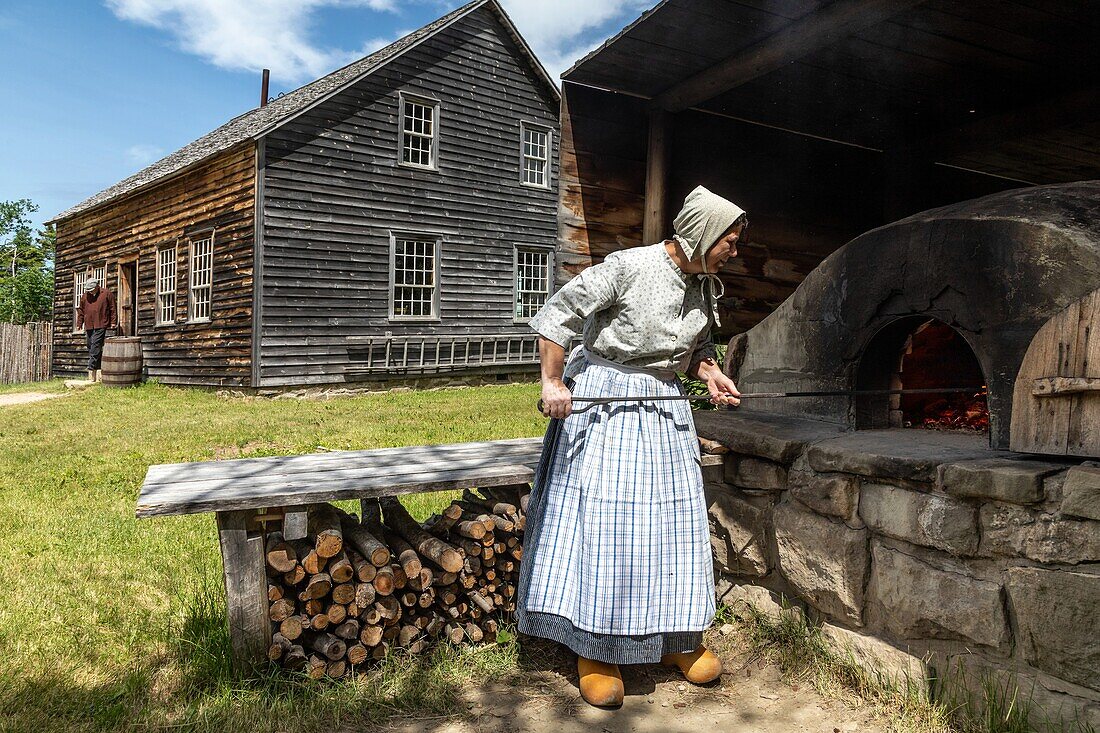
1011, 288, 1100, 457
216, 509, 271, 669
136, 436, 723, 517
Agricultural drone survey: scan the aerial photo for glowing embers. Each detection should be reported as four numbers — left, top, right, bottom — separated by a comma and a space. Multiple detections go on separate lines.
855, 316, 989, 432
891, 320, 988, 431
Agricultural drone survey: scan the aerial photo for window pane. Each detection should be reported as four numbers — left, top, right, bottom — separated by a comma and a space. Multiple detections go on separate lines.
157, 247, 177, 324
392, 238, 436, 318
515, 247, 550, 319
521, 126, 548, 186
401, 100, 435, 167
189, 235, 213, 321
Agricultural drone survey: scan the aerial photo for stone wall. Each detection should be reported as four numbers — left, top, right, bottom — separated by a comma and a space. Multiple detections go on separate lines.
696, 411, 1100, 728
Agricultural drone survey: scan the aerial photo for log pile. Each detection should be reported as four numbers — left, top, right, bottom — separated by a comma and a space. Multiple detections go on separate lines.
264, 484, 529, 679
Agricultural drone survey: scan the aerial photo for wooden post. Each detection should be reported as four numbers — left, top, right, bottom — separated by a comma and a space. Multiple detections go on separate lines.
643, 110, 670, 246
216, 509, 271, 670
283, 506, 309, 541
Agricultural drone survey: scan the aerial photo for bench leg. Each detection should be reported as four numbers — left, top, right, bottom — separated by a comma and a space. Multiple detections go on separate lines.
216, 509, 271, 670
361, 498, 382, 525
283, 506, 309, 541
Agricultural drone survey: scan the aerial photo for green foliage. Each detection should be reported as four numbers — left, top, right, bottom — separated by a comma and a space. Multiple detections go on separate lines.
0, 199, 55, 323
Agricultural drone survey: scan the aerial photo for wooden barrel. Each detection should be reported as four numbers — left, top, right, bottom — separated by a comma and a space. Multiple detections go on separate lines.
101, 337, 143, 387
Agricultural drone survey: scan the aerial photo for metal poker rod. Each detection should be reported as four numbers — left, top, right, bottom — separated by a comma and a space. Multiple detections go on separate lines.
538, 386, 987, 414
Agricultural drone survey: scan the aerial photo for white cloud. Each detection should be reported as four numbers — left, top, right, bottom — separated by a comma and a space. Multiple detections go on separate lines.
104, 0, 649, 85
105, 0, 399, 84
497, 0, 653, 80
125, 143, 165, 167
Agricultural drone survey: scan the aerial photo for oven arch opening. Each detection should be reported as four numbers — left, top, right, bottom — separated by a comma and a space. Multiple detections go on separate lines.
854, 316, 988, 432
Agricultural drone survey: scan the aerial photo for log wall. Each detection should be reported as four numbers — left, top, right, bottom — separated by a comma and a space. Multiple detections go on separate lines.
52, 145, 256, 386
557, 80, 1021, 341
555, 83, 649, 284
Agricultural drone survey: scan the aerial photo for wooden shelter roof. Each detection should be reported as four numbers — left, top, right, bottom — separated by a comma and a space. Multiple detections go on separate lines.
51, 0, 559, 223
563, 0, 1100, 186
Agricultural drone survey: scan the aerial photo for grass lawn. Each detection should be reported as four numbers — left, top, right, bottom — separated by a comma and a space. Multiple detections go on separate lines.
0, 380, 544, 732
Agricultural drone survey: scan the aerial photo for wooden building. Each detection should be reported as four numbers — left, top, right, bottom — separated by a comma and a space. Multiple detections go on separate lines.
557, 0, 1100, 339
49, 0, 560, 387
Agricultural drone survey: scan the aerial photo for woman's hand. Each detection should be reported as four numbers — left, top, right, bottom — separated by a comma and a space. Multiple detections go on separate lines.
706, 372, 741, 407
693, 357, 741, 407
541, 377, 573, 418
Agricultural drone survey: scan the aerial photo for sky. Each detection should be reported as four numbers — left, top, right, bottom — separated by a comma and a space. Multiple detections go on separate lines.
0, 0, 654, 230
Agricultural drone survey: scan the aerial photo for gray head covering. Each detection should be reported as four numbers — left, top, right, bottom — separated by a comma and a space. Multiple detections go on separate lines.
84, 279, 100, 292
671, 185, 746, 328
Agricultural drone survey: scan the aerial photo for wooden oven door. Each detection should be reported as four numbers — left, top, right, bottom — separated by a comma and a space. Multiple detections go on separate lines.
1011, 287, 1100, 457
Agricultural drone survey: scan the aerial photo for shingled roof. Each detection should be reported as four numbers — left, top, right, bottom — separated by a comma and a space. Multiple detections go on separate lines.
52, 0, 558, 223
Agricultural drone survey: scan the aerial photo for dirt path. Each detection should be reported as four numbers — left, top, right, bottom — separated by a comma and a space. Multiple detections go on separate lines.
0, 392, 66, 407
366, 633, 885, 733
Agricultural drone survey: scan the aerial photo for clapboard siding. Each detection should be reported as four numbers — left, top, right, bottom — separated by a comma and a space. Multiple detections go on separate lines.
52, 145, 256, 386
259, 5, 559, 385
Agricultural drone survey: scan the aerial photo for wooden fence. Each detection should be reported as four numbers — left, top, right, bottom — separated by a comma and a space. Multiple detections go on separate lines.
1, 322, 53, 384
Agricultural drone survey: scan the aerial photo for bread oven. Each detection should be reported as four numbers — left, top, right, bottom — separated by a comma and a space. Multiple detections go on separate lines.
700, 183, 1100, 718
724, 182, 1100, 454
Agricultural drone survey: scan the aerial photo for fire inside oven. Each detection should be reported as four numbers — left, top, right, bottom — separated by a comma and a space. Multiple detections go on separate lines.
855, 316, 988, 432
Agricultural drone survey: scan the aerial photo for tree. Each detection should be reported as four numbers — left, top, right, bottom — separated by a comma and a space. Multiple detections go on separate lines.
0, 199, 55, 323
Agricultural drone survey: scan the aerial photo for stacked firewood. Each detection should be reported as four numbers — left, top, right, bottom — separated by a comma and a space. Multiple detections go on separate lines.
264, 485, 529, 679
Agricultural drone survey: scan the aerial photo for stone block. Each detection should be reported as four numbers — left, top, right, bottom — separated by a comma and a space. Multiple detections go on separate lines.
693, 411, 848, 463
937, 457, 1063, 503
724, 455, 788, 490
708, 491, 769, 576
1062, 465, 1100, 521
941, 653, 1100, 731
1007, 568, 1100, 691
860, 483, 979, 556
806, 430, 990, 483
980, 504, 1100, 564
717, 582, 785, 621
789, 471, 860, 519
821, 623, 931, 696
867, 543, 1007, 648
710, 531, 730, 569
774, 501, 869, 625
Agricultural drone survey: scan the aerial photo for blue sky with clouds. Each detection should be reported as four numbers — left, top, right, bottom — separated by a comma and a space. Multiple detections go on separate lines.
1, 0, 653, 230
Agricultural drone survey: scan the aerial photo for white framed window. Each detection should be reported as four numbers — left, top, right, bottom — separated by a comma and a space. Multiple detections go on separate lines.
156, 245, 177, 326
520, 122, 551, 188
514, 246, 551, 321
73, 264, 106, 333
389, 234, 440, 320
398, 93, 439, 169
188, 231, 214, 322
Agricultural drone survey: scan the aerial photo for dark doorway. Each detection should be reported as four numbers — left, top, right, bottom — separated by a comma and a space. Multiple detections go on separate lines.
118, 260, 138, 336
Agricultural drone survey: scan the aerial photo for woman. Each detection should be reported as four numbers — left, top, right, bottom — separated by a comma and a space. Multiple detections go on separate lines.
516, 186, 746, 708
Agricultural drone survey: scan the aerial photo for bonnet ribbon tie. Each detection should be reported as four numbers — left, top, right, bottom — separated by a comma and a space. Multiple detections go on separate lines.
673, 233, 725, 328
699, 273, 724, 329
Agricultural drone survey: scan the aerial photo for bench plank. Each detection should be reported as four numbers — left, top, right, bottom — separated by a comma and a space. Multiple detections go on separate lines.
143, 437, 541, 484
136, 437, 722, 518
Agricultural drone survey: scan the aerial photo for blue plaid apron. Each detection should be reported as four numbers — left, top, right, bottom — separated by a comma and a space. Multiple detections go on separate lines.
516, 348, 715, 664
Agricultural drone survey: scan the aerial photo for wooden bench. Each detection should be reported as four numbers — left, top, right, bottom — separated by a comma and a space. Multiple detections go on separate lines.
136, 436, 723, 667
